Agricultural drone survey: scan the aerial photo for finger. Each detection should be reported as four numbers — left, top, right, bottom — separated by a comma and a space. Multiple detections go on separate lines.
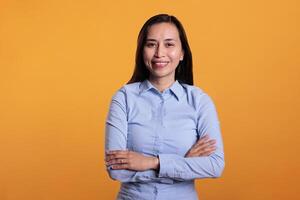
106, 153, 129, 162
106, 152, 128, 160
198, 139, 216, 150
111, 164, 129, 170
193, 136, 210, 148
186, 142, 215, 157
187, 147, 214, 157
106, 150, 129, 155
198, 146, 217, 156
106, 158, 128, 166
105, 150, 129, 161
198, 142, 216, 151
192, 139, 216, 152
189, 139, 211, 154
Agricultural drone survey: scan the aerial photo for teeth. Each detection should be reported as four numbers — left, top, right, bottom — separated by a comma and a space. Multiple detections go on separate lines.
152, 62, 168, 68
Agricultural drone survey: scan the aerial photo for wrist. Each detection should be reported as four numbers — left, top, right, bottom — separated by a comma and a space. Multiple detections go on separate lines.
150, 156, 159, 170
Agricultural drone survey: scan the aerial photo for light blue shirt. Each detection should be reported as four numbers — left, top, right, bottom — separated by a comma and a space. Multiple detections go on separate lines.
105, 79, 225, 200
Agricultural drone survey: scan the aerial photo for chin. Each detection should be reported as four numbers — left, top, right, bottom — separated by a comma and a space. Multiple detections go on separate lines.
152, 72, 174, 79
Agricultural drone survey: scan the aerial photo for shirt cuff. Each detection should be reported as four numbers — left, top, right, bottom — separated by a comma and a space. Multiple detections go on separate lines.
158, 154, 176, 178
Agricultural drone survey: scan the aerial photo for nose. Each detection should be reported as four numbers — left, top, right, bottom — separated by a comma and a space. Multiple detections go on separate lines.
154, 44, 165, 58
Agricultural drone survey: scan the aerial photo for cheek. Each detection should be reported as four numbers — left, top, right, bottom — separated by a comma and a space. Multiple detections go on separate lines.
142, 54, 148, 67
143, 56, 150, 68
143, 49, 152, 64
169, 49, 183, 61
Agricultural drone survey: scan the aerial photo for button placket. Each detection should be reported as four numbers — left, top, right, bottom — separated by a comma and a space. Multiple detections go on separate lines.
159, 95, 165, 126
153, 95, 165, 154
160, 102, 164, 125
153, 97, 162, 154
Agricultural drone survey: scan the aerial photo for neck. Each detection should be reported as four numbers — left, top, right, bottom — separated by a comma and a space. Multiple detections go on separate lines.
148, 77, 175, 92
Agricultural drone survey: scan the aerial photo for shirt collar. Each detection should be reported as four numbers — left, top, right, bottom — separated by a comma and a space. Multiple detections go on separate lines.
139, 79, 184, 101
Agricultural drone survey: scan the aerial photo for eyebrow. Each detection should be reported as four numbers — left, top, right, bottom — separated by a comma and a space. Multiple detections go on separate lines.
146, 38, 177, 42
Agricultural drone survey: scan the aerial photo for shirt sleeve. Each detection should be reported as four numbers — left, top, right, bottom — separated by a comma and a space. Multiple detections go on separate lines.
157, 94, 225, 181
105, 87, 174, 184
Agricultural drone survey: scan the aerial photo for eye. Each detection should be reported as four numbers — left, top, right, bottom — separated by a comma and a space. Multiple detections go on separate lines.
145, 42, 157, 48
166, 43, 175, 47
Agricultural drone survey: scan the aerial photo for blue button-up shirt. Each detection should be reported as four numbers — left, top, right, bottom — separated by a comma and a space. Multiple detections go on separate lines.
105, 79, 225, 200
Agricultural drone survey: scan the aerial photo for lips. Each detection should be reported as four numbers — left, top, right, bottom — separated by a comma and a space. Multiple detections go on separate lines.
152, 61, 169, 68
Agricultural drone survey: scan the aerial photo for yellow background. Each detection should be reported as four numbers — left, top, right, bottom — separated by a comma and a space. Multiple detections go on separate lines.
1, 0, 299, 199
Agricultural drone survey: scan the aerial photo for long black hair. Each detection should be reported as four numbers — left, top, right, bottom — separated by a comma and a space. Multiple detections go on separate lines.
127, 14, 193, 85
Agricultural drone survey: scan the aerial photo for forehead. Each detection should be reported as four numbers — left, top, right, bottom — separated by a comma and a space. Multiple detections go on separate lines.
146, 22, 180, 40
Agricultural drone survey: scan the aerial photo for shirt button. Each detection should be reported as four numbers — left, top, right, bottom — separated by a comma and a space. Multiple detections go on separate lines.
154, 187, 158, 194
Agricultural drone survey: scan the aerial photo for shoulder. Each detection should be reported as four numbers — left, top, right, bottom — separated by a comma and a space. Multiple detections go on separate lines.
181, 83, 211, 101
181, 83, 216, 109
181, 83, 204, 96
112, 82, 141, 101
122, 82, 141, 93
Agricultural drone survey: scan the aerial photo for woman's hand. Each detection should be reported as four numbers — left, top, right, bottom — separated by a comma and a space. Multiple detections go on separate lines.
105, 150, 159, 171
185, 135, 217, 157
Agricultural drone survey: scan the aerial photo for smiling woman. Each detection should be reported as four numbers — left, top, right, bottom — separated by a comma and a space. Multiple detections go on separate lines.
105, 14, 225, 200
143, 22, 184, 84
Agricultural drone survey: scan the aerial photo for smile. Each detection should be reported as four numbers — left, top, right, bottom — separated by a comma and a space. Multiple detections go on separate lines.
152, 61, 169, 68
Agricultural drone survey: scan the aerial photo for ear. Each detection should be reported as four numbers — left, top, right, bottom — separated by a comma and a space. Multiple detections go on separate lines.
180, 50, 184, 61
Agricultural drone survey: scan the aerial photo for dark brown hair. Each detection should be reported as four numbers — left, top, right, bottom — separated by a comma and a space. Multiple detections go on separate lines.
127, 14, 193, 85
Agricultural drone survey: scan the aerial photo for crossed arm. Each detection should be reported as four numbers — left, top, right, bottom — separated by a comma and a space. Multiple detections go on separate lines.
105, 135, 216, 171
105, 90, 225, 183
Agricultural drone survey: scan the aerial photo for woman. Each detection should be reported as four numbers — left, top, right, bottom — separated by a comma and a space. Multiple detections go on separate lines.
105, 14, 225, 200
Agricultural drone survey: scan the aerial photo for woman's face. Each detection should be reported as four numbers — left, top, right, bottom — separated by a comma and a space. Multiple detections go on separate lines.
143, 22, 184, 82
